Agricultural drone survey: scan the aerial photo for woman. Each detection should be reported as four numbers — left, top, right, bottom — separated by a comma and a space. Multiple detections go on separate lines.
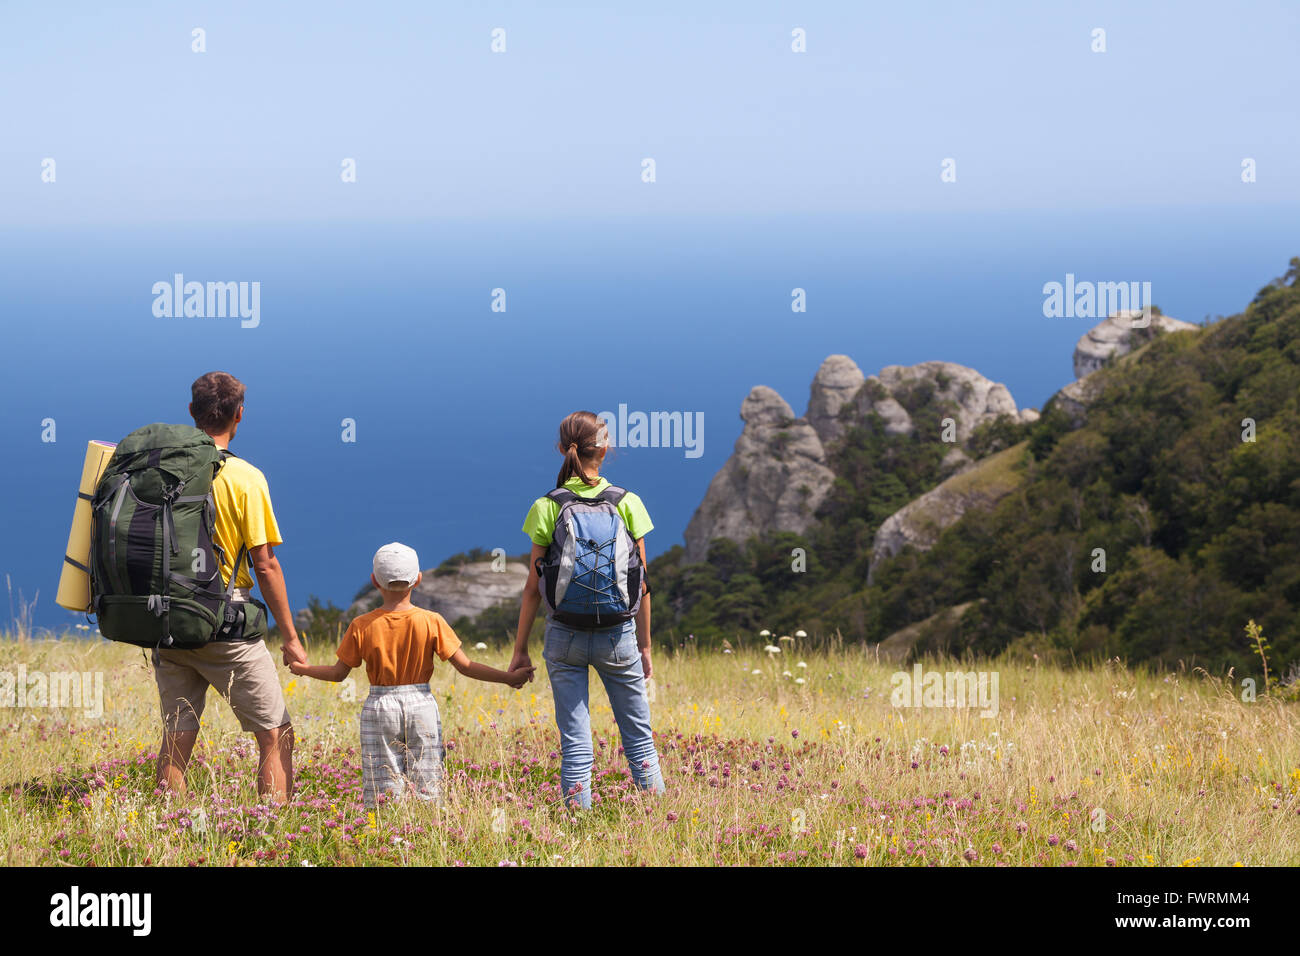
510, 411, 665, 809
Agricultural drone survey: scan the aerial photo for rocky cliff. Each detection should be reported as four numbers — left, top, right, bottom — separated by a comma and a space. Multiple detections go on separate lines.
1072, 310, 1198, 379
1055, 311, 1197, 427
684, 310, 1196, 568
682, 355, 1034, 561
682, 385, 836, 563
866, 312, 1195, 574
868, 442, 1029, 582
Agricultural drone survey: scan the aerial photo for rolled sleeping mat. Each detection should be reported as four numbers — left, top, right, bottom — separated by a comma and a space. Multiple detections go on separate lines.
55, 440, 117, 612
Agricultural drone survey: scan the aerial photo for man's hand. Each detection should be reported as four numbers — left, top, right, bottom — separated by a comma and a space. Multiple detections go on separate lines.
640, 647, 653, 681
281, 637, 307, 667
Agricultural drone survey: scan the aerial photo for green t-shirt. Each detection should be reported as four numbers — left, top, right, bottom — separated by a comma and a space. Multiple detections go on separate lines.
522, 477, 654, 546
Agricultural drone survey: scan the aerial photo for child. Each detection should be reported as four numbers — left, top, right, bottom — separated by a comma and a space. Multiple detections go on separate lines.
290, 542, 533, 809
510, 411, 664, 809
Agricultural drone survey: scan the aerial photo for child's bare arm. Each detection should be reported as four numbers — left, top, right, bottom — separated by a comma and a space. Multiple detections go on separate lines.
449, 648, 534, 688
290, 658, 352, 682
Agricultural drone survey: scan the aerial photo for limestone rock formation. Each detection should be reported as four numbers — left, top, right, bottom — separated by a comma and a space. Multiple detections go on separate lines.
1051, 375, 1105, 429
1047, 311, 1197, 428
1072, 311, 1197, 380
805, 354, 866, 447
683, 356, 1030, 563
870, 361, 1021, 443
682, 385, 836, 562
852, 382, 914, 436
868, 442, 1029, 582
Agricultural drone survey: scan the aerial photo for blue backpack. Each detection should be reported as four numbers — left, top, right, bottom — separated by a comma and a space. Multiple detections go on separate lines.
536, 486, 646, 629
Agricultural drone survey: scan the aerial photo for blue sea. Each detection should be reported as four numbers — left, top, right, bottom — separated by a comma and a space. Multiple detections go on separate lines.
2, 204, 1296, 634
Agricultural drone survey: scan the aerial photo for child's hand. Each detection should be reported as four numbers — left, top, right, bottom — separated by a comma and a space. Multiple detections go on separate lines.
288, 660, 309, 676
505, 665, 535, 689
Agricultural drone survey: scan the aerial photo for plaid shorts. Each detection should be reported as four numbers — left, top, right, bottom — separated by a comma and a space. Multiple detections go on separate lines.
360, 683, 445, 809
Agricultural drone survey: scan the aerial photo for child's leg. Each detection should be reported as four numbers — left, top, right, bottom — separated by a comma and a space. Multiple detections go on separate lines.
360, 691, 404, 809
402, 689, 444, 804
592, 620, 664, 795
543, 622, 594, 810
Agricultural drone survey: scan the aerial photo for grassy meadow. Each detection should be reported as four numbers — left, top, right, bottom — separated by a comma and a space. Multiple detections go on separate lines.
2, 633, 1298, 866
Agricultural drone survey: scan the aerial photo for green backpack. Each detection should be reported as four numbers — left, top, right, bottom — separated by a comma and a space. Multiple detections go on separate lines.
88, 424, 248, 649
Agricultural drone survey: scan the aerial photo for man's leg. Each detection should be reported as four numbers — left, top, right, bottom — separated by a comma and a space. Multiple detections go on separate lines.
156, 729, 198, 796
218, 639, 294, 803
253, 722, 294, 803
152, 648, 208, 797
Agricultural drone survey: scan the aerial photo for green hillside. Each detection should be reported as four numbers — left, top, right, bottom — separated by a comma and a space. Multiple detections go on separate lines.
650, 259, 1300, 674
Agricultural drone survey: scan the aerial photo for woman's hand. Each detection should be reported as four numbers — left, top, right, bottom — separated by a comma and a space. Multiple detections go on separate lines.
509, 650, 533, 679
505, 665, 536, 689
639, 647, 653, 681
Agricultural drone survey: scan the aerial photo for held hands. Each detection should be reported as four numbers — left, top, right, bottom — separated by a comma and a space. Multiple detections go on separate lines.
282, 636, 308, 668
509, 650, 533, 678
288, 659, 309, 676
505, 665, 535, 690
504, 648, 535, 689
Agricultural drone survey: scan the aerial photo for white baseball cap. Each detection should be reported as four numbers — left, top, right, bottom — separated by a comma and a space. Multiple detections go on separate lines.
372, 542, 420, 591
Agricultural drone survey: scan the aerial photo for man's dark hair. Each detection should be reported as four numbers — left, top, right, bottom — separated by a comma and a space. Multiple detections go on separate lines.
190, 371, 246, 432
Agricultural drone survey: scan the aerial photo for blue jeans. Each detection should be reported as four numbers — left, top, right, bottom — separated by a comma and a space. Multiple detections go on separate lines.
543, 617, 665, 809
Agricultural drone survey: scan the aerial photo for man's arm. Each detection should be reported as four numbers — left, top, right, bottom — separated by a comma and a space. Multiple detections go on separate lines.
249, 542, 306, 665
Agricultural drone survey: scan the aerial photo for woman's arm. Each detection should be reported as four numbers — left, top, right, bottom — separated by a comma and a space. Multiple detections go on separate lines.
635, 537, 652, 679
511, 543, 546, 673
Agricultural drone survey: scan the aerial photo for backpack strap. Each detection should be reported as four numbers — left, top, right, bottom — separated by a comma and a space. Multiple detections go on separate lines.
224, 544, 248, 614
546, 488, 581, 506
548, 485, 628, 507
597, 485, 628, 506
215, 446, 249, 581
594, 485, 645, 579
148, 482, 188, 644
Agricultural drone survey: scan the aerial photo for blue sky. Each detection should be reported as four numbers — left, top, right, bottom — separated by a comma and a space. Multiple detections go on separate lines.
1, 1, 1298, 631
2, 0, 1297, 224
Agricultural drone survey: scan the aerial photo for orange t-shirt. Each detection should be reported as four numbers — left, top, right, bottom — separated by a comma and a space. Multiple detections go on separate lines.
336, 607, 461, 686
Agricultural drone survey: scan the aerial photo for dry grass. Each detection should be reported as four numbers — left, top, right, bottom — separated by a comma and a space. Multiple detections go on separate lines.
1, 634, 1297, 866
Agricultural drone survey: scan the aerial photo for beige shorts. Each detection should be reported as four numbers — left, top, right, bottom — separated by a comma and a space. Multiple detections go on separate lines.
152, 640, 291, 733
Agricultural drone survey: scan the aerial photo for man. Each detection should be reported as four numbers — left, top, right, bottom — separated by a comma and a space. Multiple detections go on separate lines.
152, 371, 307, 803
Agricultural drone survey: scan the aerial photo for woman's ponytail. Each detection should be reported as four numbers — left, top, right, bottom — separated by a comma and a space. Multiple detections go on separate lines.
555, 411, 607, 488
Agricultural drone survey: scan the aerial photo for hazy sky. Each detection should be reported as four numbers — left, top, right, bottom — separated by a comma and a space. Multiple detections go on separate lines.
3, 0, 1297, 225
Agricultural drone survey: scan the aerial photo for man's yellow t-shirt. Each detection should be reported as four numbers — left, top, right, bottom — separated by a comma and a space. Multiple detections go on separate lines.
211, 453, 282, 589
